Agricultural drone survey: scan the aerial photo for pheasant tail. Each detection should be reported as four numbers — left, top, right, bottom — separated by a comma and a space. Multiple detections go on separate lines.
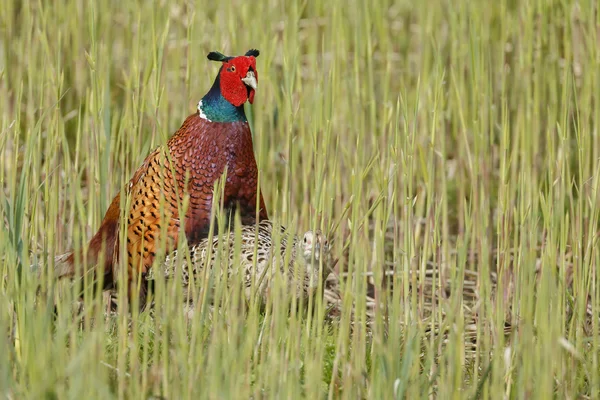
54, 192, 121, 281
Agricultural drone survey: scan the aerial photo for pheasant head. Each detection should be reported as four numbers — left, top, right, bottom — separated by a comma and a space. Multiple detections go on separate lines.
295, 229, 331, 297
199, 49, 260, 122
301, 230, 329, 262
301, 230, 332, 275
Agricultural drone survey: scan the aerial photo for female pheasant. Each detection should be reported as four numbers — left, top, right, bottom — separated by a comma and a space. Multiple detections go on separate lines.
56, 49, 268, 305
145, 220, 332, 305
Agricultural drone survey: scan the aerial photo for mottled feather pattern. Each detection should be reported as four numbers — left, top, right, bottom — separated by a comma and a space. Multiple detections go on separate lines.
124, 146, 180, 277
145, 220, 330, 302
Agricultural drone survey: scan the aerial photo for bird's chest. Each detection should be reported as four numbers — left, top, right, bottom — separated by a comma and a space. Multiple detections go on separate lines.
177, 136, 258, 235
168, 121, 260, 241
183, 141, 253, 191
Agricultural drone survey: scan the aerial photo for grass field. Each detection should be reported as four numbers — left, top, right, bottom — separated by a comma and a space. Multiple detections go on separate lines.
1, 0, 600, 398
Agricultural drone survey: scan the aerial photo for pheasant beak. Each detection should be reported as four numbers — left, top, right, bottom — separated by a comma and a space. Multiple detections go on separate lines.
314, 242, 321, 256
242, 70, 257, 103
242, 70, 257, 90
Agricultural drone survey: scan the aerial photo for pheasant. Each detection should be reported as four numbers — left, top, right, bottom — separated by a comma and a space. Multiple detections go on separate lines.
144, 220, 332, 305
55, 49, 268, 306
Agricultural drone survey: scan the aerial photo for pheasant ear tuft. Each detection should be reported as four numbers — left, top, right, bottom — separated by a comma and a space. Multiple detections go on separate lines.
207, 51, 233, 62
245, 49, 260, 57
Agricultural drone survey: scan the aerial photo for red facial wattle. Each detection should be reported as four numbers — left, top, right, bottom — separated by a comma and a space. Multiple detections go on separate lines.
248, 85, 255, 104
219, 56, 258, 107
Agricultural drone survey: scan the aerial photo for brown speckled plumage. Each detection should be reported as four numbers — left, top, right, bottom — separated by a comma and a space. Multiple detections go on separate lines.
98, 221, 331, 315
145, 220, 332, 303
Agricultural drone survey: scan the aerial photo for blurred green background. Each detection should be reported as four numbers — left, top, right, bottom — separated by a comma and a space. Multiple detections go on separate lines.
1, 0, 599, 398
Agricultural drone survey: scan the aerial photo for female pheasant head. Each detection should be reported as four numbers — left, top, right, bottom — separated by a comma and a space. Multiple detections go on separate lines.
199, 49, 260, 122
297, 229, 332, 295
301, 230, 331, 266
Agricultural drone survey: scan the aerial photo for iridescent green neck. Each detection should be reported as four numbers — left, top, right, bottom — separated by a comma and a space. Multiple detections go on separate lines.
198, 74, 247, 123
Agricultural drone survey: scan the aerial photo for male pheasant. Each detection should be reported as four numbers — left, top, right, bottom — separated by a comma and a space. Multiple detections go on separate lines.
145, 220, 332, 304
56, 49, 269, 305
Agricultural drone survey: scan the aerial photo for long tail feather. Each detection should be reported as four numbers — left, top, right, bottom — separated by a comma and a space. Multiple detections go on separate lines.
54, 252, 75, 278
53, 193, 121, 283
